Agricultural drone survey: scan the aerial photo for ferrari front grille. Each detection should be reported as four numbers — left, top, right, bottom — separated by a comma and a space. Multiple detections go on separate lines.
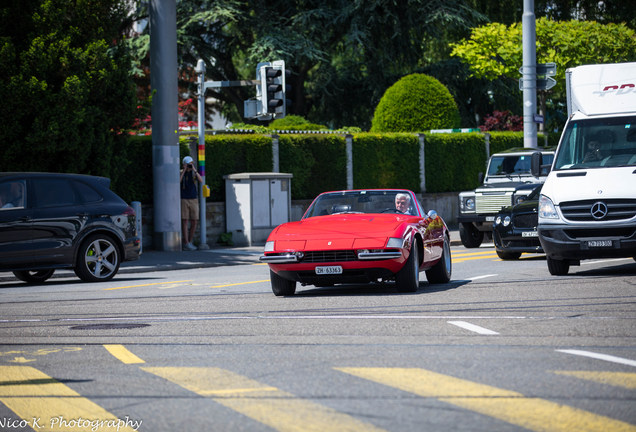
303, 250, 358, 263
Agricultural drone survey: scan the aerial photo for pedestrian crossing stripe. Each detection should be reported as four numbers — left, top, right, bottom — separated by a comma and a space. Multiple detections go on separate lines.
335, 367, 636, 432
0, 366, 139, 432
141, 366, 387, 432
551, 371, 636, 389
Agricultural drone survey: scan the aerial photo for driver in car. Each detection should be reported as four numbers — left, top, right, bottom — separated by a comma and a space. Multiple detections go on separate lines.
395, 193, 413, 215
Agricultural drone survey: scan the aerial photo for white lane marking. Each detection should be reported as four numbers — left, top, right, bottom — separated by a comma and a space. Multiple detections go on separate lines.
468, 274, 498, 281
447, 321, 500, 335
451, 274, 498, 283
556, 349, 636, 367
581, 258, 632, 266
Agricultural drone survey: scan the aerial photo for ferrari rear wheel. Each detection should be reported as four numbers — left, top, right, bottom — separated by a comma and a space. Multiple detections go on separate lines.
270, 269, 296, 296
395, 243, 419, 293
426, 236, 452, 284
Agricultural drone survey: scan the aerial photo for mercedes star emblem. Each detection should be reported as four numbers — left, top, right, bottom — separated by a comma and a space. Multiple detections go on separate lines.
591, 202, 608, 220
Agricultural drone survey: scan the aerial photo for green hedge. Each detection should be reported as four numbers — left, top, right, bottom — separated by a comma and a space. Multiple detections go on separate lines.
352, 133, 421, 191
113, 131, 559, 203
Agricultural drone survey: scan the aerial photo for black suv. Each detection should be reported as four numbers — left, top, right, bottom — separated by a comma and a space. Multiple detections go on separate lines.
0, 173, 141, 283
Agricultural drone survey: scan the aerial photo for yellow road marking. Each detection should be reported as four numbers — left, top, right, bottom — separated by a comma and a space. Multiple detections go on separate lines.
552, 371, 636, 389
336, 367, 636, 432
142, 367, 387, 432
210, 280, 270, 288
0, 366, 138, 431
453, 254, 498, 263
103, 280, 193, 291
199, 386, 279, 395
103, 345, 145, 364
453, 251, 501, 257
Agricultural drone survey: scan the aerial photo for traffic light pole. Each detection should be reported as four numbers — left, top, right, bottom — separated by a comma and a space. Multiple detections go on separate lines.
195, 60, 209, 250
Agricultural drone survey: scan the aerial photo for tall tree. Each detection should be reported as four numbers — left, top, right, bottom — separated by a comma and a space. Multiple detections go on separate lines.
129, 0, 484, 129
0, 0, 139, 177
450, 18, 636, 128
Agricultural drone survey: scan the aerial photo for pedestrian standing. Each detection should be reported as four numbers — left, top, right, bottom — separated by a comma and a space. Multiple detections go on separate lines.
180, 156, 203, 251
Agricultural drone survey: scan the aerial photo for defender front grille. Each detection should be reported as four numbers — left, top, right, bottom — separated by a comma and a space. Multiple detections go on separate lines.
476, 193, 513, 213
560, 199, 636, 222
513, 213, 537, 229
303, 250, 358, 263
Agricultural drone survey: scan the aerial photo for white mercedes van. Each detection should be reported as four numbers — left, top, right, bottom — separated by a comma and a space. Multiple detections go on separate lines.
534, 62, 636, 275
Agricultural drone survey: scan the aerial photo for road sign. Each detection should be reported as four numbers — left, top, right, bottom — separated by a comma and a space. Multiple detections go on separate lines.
537, 62, 557, 77
537, 77, 557, 90
518, 63, 557, 77
533, 114, 544, 124
519, 76, 557, 91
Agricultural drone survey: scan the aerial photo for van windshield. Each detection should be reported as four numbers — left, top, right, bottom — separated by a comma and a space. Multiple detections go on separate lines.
554, 115, 636, 170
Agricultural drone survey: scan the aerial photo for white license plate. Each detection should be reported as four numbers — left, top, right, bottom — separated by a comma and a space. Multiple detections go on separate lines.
486, 216, 495, 222
522, 231, 539, 237
587, 240, 613, 247
315, 266, 343, 275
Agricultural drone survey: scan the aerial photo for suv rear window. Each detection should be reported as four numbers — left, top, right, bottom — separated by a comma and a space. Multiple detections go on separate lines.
73, 180, 103, 204
34, 178, 77, 208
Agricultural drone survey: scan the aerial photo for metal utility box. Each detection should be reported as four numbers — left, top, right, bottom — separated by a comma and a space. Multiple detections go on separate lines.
224, 172, 293, 246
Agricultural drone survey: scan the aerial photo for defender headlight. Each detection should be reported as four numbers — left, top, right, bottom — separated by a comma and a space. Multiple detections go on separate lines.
465, 198, 475, 211
539, 195, 558, 219
264, 241, 275, 252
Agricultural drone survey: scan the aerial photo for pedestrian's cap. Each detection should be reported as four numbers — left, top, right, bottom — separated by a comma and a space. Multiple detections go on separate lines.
183, 156, 193, 164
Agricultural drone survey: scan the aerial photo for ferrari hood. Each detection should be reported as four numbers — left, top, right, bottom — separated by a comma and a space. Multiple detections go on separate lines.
273, 214, 410, 240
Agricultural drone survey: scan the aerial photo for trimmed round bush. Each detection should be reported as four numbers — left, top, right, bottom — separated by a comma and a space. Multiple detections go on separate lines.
370, 74, 461, 132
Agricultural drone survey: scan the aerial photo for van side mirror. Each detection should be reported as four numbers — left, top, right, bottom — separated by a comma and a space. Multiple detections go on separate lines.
531, 152, 542, 176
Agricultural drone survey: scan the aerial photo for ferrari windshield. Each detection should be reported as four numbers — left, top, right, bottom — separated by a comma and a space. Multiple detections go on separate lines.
303, 190, 420, 219
554, 115, 636, 169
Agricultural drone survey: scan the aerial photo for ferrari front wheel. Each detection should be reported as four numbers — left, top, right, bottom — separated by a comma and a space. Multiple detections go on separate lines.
426, 235, 452, 284
396, 243, 419, 293
270, 269, 296, 296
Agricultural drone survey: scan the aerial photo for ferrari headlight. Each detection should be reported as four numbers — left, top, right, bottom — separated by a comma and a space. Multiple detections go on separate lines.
264, 241, 275, 252
539, 195, 558, 219
503, 216, 511, 226
387, 237, 404, 248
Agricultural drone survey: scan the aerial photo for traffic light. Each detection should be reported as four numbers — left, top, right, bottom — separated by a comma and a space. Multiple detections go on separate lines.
258, 60, 291, 120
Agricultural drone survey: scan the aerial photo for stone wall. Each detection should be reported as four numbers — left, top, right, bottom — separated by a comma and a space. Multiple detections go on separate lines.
139, 192, 459, 250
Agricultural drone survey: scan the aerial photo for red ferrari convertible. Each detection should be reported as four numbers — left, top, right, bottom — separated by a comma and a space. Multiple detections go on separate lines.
260, 189, 452, 295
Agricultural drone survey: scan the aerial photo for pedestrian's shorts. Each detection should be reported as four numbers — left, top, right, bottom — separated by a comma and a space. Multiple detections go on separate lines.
181, 198, 199, 220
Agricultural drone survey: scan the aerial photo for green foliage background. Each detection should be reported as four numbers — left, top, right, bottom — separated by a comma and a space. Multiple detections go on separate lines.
370, 74, 461, 133
0, 0, 138, 183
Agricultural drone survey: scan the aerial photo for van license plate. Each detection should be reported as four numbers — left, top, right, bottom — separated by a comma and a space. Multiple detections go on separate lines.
316, 266, 343, 275
587, 240, 612, 247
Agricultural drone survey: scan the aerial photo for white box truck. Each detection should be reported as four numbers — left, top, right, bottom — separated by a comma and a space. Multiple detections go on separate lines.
533, 62, 636, 275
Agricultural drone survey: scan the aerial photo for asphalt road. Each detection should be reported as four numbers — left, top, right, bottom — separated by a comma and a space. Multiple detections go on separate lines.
1, 245, 635, 432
